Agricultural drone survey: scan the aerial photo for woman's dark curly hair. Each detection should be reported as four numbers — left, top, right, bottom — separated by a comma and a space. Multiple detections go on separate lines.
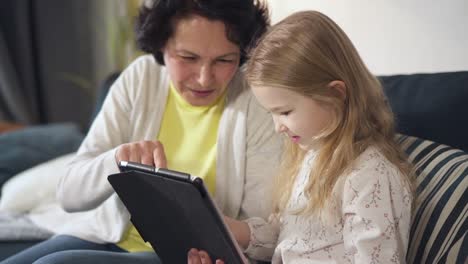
135, 0, 270, 66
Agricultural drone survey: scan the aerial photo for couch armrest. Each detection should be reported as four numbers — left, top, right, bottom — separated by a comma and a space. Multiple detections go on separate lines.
0, 122, 24, 134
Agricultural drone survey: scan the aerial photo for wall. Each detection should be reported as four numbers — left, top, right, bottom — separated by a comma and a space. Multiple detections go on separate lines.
267, 0, 468, 75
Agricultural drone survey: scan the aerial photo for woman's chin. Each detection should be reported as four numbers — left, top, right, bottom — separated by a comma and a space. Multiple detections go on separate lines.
184, 95, 217, 106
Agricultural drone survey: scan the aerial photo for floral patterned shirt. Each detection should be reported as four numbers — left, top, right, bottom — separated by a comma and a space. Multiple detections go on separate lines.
244, 147, 412, 263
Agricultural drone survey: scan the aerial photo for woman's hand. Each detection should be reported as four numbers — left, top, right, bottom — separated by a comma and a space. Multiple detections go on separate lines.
115, 140, 167, 168
187, 248, 224, 264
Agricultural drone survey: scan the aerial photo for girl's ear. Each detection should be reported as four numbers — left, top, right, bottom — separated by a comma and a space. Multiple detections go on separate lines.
327, 80, 347, 101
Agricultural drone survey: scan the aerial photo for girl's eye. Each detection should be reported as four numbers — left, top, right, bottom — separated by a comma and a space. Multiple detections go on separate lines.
280, 110, 292, 116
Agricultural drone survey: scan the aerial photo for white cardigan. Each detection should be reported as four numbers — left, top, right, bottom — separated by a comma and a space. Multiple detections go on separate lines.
55, 55, 282, 243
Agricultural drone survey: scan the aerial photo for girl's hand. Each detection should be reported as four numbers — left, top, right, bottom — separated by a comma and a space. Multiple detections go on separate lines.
187, 248, 224, 264
223, 215, 251, 249
115, 140, 167, 168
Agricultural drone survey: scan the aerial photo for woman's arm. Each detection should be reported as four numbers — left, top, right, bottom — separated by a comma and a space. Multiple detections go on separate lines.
57, 57, 151, 212
241, 95, 283, 219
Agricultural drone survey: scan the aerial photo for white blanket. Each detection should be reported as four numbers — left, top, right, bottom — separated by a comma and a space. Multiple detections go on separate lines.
0, 212, 52, 241
0, 153, 75, 240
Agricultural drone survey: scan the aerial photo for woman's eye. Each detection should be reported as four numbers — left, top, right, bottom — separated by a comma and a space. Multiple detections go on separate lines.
217, 59, 234, 64
181, 56, 196, 61
280, 110, 292, 116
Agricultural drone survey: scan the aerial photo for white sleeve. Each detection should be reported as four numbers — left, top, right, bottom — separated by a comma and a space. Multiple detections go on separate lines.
341, 160, 411, 263
243, 215, 280, 261
241, 96, 282, 219
57, 60, 139, 212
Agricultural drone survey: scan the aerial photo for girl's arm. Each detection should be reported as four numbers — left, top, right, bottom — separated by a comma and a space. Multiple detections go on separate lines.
341, 159, 412, 263
223, 216, 251, 249
224, 215, 280, 261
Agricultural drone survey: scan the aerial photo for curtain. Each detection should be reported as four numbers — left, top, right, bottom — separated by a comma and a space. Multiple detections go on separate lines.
0, 0, 118, 129
0, 0, 40, 124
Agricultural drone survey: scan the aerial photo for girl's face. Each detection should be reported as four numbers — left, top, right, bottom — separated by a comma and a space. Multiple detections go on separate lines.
252, 85, 334, 150
163, 15, 241, 106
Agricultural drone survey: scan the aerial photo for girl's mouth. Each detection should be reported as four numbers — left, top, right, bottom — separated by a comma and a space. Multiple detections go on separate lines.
291, 136, 300, 143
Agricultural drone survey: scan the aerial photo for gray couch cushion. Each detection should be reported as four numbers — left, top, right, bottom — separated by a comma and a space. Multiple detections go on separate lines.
0, 123, 83, 190
381, 71, 468, 152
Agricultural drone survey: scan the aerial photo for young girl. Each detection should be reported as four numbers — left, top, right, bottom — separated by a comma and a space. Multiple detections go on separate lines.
188, 10, 413, 264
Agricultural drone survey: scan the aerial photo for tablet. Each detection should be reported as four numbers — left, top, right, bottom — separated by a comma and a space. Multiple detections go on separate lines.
107, 161, 247, 264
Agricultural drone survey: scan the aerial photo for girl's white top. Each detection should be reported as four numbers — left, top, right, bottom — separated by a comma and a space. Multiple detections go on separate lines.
245, 147, 412, 264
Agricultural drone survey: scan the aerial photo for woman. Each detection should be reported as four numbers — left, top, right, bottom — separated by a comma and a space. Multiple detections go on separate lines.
1, 0, 280, 263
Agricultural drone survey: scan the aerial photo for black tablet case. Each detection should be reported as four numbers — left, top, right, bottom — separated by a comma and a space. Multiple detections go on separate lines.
108, 166, 246, 264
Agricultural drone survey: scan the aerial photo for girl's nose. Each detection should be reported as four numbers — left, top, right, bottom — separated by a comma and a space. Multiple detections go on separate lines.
274, 121, 287, 134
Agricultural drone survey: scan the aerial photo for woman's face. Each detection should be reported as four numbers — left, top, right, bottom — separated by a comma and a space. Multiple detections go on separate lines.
163, 15, 241, 106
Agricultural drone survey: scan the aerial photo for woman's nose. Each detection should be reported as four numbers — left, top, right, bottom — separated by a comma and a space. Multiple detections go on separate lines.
197, 64, 214, 88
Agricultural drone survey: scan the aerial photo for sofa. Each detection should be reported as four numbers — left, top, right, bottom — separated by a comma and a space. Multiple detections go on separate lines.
0, 71, 467, 263
380, 72, 468, 264
0, 73, 118, 261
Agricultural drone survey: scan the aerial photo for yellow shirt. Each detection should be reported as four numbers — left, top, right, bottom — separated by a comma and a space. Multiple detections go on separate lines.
117, 84, 226, 252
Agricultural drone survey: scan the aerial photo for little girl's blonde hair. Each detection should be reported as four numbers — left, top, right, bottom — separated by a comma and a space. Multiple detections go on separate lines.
246, 11, 413, 215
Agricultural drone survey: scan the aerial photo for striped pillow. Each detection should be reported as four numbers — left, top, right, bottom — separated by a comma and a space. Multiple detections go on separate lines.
396, 134, 467, 264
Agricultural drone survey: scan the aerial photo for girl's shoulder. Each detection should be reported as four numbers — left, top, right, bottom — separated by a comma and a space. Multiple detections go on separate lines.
345, 146, 405, 188
354, 146, 394, 168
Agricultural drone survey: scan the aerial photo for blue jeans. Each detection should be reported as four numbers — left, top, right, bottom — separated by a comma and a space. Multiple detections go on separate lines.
0, 235, 162, 264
